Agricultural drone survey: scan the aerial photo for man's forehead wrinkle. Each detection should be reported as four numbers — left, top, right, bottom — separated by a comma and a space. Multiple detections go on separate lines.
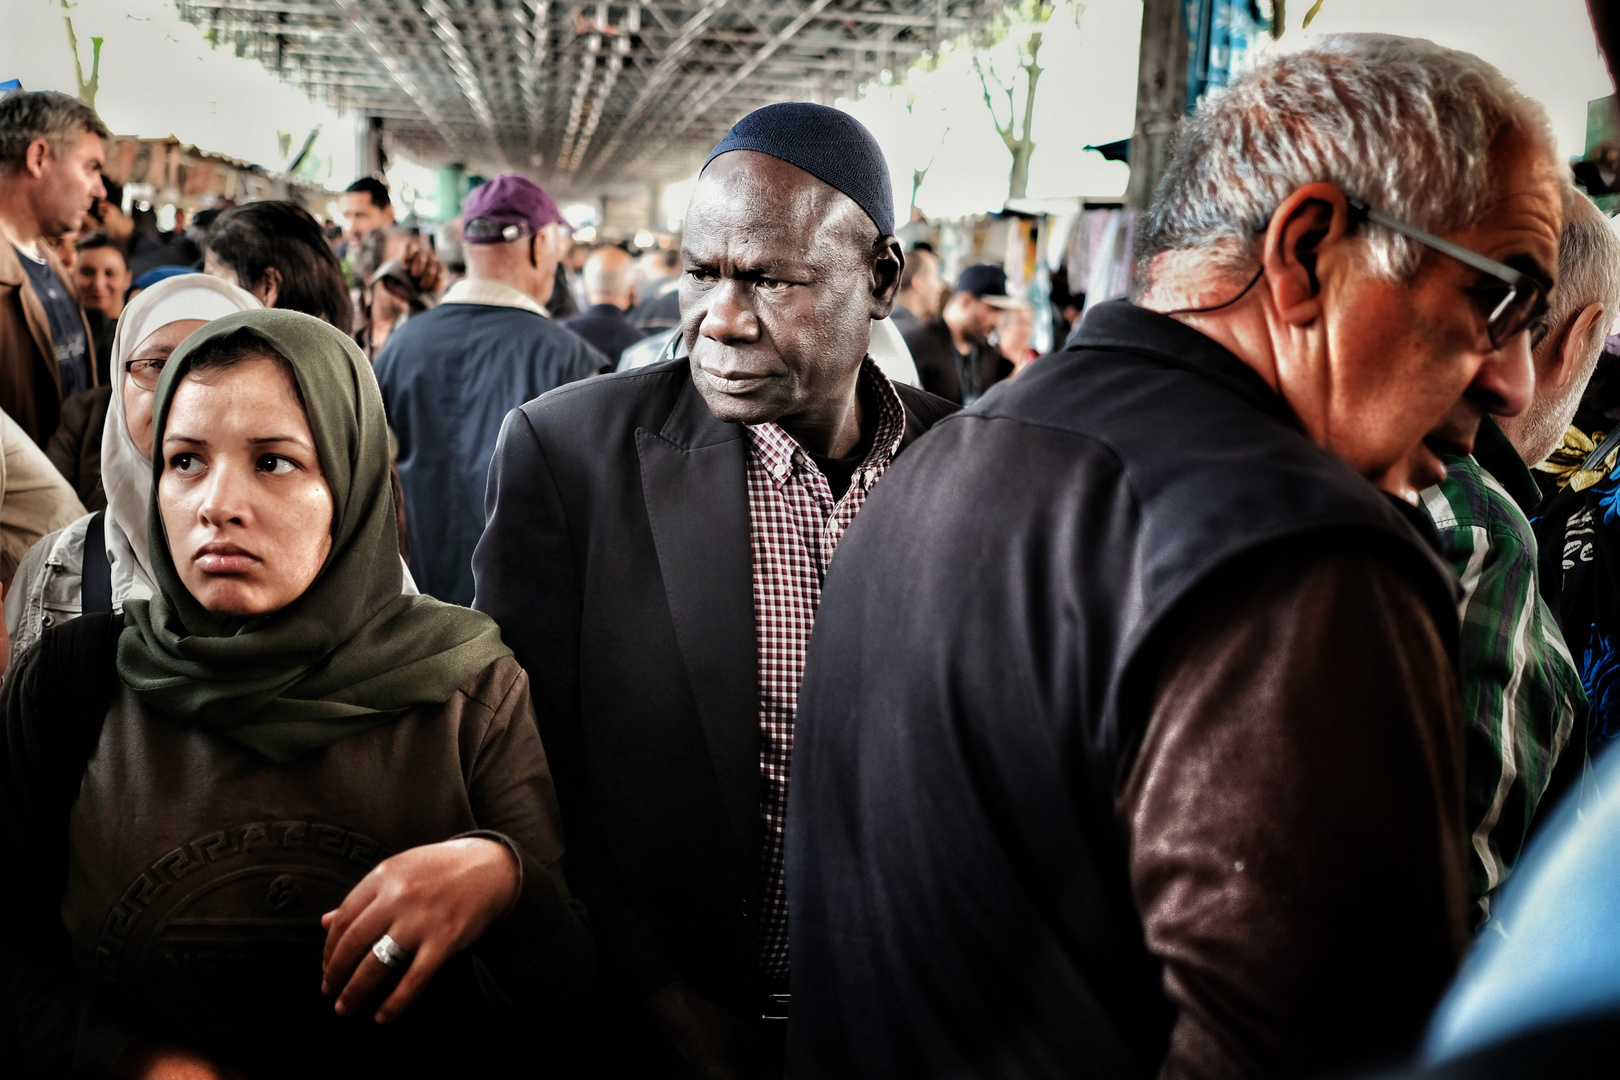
686, 171, 859, 277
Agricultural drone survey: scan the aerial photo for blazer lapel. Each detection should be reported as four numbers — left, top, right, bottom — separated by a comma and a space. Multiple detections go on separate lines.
636, 375, 760, 855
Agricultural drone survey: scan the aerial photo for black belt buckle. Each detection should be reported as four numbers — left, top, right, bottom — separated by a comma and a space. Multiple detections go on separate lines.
761, 991, 791, 1023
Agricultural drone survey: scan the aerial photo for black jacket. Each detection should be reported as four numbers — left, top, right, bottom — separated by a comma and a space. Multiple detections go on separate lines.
472, 358, 955, 1017
901, 315, 1011, 404
561, 303, 648, 365
629, 285, 682, 334
787, 302, 1461, 1078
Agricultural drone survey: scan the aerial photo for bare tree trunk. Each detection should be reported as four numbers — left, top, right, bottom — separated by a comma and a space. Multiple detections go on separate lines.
1126, 0, 1188, 211
60, 4, 103, 111
1006, 31, 1044, 199
1007, 149, 1031, 201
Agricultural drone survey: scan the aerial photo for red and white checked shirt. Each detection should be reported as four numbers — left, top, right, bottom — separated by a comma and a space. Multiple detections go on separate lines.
747, 358, 907, 982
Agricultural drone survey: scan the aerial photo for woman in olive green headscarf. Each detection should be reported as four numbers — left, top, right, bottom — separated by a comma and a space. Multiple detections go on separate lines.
0, 310, 590, 1080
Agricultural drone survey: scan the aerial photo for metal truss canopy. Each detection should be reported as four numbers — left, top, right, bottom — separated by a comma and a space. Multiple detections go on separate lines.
177, 0, 1004, 195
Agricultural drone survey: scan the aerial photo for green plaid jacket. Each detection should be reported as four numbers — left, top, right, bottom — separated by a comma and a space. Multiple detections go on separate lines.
1421, 421, 1587, 922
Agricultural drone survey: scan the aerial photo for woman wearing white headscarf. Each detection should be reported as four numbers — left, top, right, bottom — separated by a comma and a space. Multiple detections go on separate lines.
5, 274, 260, 665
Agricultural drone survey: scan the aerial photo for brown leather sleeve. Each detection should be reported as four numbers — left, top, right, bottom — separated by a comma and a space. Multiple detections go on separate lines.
1120, 543, 1469, 1080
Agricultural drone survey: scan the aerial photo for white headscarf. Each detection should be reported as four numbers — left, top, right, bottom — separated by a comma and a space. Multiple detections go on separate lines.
102, 274, 261, 605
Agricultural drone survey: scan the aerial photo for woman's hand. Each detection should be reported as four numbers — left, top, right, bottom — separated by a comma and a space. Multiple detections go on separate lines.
320, 836, 519, 1024
401, 244, 445, 297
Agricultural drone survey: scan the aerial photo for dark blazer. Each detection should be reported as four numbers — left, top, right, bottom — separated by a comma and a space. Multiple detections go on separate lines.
375, 302, 605, 605
901, 315, 1011, 405
472, 358, 955, 1018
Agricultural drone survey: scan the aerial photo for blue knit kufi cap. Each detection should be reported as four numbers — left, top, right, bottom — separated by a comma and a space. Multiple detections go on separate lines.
702, 102, 895, 237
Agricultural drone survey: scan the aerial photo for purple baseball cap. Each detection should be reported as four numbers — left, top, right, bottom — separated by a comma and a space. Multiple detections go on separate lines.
461, 174, 566, 244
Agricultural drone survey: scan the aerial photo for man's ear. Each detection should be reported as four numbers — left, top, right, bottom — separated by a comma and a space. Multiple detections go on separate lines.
870, 236, 904, 319
257, 265, 282, 309
24, 138, 51, 180
1261, 182, 1354, 328
1549, 301, 1607, 392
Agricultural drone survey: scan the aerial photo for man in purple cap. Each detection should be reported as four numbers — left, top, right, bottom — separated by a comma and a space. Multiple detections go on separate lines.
473, 103, 955, 1076
373, 173, 607, 606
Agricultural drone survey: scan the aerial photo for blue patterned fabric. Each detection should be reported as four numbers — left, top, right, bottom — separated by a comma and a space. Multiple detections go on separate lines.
1536, 433, 1620, 755
1183, 0, 1266, 112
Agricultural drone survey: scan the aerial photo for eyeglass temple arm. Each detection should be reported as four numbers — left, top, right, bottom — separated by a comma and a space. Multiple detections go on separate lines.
1346, 199, 1527, 285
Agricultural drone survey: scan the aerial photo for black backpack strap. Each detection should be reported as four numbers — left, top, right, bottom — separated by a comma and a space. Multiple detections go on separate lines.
80, 511, 111, 615
1580, 425, 1620, 473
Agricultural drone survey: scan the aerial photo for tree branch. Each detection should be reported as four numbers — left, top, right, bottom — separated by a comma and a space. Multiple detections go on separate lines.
972, 54, 1015, 141
1018, 30, 1044, 145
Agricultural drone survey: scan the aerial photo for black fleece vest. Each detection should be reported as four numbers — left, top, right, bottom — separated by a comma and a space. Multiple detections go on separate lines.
787, 301, 1461, 1080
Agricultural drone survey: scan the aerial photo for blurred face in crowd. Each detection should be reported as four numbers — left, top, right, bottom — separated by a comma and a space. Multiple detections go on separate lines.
1495, 194, 1615, 467
14, 129, 105, 239
901, 249, 943, 320
681, 151, 901, 437
124, 319, 207, 457
77, 245, 130, 317
998, 303, 1034, 364
340, 191, 394, 246
947, 291, 1002, 344
365, 230, 417, 326
46, 230, 79, 273
159, 353, 334, 617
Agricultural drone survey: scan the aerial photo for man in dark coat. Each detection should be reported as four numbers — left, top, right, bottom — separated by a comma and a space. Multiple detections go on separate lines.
375, 174, 603, 605
629, 247, 683, 335
901, 262, 1016, 404
473, 104, 953, 1077
561, 245, 646, 363
788, 34, 1566, 1080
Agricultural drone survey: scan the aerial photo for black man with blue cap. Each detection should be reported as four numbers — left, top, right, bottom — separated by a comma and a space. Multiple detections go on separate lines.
472, 103, 956, 1076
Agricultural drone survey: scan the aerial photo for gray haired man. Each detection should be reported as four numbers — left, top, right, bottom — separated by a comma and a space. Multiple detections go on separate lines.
1419, 193, 1620, 927
789, 34, 1566, 1080
0, 90, 107, 444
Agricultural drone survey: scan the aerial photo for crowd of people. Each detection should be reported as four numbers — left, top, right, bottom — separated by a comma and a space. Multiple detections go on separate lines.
3, 25, 1620, 1080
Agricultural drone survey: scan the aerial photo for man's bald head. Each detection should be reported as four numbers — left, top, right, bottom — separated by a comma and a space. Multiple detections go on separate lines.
584, 246, 637, 309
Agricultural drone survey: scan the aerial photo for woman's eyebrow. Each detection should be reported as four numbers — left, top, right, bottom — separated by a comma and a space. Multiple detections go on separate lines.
250, 435, 311, 447
163, 434, 207, 446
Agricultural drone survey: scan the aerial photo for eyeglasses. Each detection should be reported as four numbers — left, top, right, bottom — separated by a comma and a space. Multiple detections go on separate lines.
1347, 199, 1549, 350
125, 357, 165, 391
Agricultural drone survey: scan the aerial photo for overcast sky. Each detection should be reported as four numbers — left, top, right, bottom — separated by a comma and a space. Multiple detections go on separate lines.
0, 0, 1611, 221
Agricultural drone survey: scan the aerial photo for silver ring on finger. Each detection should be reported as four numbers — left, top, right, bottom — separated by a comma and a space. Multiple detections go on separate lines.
371, 933, 411, 971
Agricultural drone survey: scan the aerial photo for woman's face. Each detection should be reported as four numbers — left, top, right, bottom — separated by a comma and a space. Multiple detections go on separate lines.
123, 319, 207, 458
158, 355, 335, 617
77, 246, 130, 317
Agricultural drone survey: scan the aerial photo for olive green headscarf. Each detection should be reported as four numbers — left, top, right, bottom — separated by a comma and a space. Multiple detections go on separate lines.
117, 308, 511, 763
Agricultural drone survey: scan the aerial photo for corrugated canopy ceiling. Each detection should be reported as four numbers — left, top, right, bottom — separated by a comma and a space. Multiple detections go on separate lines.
176, 0, 1004, 194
